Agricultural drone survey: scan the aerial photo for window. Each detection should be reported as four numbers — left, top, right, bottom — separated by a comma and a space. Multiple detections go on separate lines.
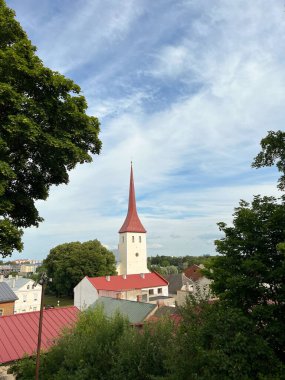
132, 236, 134, 243
23, 295, 27, 303
135, 252, 139, 257
27, 285, 30, 289
33, 307, 37, 311
34, 293, 38, 301
158, 288, 162, 294
139, 236, 142, 243
149, 289, 154, 295
0, 309, 3, 316
32, 284, 35, 289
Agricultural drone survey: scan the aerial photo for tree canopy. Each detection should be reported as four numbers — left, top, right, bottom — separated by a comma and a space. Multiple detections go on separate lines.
0, 0, 101, 257
207, 195, 285, 362
43, 240, 117, 296
253, 130, 285, 190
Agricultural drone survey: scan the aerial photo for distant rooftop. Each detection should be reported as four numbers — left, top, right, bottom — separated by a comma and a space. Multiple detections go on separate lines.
93, 297, 157, 324
0, 283, 18, 303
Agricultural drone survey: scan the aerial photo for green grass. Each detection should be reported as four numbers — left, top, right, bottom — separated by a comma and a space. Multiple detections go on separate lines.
43, 294, 74, 308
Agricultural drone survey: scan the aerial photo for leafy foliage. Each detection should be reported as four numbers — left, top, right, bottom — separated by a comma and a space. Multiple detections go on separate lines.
43, 240, 117, 296
9, 300, 284, 380
169, 298, 284, 380
9, 307, 174, 380
0, 0, 101, 257
253, 130, 285, 190
207, 195, 285, 362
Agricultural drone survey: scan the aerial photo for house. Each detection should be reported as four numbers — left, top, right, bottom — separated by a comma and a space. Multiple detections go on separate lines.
92, 296, 158, 324
0, 306, 79, 364
171, 264, 213, 305
117, 163, 149, 275
0, 283, 18, 316
1, 275, 42, 314
74, 272, 169, 310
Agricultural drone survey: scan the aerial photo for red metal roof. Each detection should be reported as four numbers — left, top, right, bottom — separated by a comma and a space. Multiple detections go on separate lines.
0, 306, 79, 364
87, 272, 168, 292
119, 164, 146, 233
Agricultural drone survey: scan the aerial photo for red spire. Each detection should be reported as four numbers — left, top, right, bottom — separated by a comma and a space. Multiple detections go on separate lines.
119, 164, 146, 233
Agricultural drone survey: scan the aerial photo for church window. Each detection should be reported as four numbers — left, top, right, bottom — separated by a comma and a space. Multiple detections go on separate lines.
132, 236, 134, 243
139, 236, 141, 243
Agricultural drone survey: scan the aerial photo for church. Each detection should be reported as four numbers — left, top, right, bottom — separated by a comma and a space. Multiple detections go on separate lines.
116, 163, 149, 275
73, 164, 170, 310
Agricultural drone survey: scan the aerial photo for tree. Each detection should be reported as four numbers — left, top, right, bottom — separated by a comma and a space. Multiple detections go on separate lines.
207, 195, 285, 362
44, 240, 117, 296
0, 1, 101, 257
252, 130, 285, 190
9, 307, 174, 380
169, 298, 283, 380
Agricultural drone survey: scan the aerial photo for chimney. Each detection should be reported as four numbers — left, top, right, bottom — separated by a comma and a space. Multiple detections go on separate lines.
8, 274, 12, 279
137, 294, 142, 302
140, 273, 145, 279
12, 278, 16, 288
16, 275, 18, 280
123, 274, 127, 279
106, 275, 110, 282
0, 275, 3, 282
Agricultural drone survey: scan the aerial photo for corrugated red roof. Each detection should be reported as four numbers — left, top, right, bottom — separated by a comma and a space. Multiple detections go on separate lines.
87, 272, 168, 291
119, 164, 146, 233
0, 306, 79, 364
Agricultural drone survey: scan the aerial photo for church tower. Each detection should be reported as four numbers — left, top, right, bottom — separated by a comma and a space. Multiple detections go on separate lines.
117, 164, 149, 275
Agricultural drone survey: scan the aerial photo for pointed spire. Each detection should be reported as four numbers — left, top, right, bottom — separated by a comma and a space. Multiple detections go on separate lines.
119, 163, 146, 233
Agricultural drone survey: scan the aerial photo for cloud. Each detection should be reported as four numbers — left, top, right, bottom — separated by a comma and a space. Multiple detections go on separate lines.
5, 0, 285, 260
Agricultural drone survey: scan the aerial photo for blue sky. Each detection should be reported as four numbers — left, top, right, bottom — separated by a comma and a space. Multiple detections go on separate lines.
6, 0, 284, 260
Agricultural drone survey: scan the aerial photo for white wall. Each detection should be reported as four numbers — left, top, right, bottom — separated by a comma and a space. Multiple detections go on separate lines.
118, 232, 149, 275
74, 277, 99, 311
13, 280, 42, 314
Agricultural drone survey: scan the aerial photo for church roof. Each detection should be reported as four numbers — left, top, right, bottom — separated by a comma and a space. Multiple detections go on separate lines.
119, 164, 146, 233
87, 272, 168, 292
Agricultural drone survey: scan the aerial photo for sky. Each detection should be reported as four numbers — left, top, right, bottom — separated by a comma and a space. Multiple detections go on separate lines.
5, 0, 285, 260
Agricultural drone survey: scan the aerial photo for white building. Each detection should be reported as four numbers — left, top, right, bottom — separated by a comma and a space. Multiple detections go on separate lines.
117, 163, 149, 275
1, 275, 42, 313
74, 273, 169, 311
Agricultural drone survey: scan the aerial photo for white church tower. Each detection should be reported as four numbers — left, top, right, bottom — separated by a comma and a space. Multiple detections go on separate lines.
117, 164, 149, 275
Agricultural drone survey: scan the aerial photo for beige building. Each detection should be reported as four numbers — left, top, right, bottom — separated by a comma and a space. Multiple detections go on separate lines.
117, 164, 149, 275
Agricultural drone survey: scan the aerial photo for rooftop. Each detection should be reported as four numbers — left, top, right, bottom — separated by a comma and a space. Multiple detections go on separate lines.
93, 297, 157, 323
87, 272, 168, 292
0, 306, 79, 364
0, 283, 18, 303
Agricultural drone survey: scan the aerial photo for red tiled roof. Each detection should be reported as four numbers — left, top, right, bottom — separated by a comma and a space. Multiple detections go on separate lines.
119, 164, 146, 233
0, 306, 79, 364
184, 264, 203, 282
87, 272, 168, 292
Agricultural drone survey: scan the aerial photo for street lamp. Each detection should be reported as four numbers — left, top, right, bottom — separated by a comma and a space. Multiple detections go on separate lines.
35, 273, 51, 380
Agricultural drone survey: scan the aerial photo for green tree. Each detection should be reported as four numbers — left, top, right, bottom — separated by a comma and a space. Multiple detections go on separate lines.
9, 307, 173, 380
169, 298, 284, 380
0, 1, 101, 257
207, 195, 285, 362
252, 130, 285, 190
44, 240, 117, 296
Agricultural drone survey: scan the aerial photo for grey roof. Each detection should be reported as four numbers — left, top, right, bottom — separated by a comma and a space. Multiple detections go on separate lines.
3, 277, 31, 291
153, 306, 179, 318
0, 282, 18, 302
92, 297, 157, 323
164, 273, 193, 295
